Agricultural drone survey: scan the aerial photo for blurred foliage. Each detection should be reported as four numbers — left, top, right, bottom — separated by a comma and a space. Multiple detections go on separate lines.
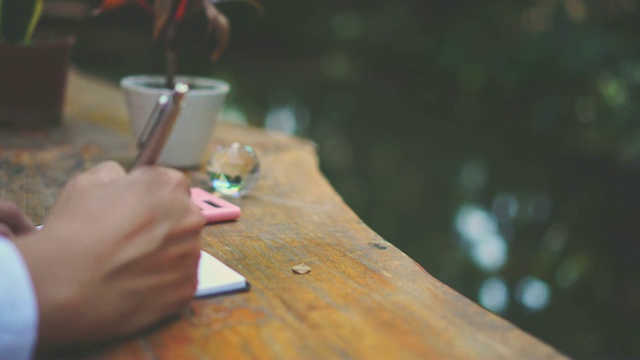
50, 0, 640, 357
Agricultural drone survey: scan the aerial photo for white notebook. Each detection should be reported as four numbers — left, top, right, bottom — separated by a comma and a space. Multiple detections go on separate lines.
196, 250, 249, 298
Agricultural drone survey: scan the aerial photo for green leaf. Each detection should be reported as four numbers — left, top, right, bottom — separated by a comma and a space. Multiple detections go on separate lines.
24, 0, 43, 43
0, 0, 4, 42
0, 0, 43, 43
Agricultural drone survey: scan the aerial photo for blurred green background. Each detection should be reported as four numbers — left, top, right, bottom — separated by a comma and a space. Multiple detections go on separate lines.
45, 0, 640, 357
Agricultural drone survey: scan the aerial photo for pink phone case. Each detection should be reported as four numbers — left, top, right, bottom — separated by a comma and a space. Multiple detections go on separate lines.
190, 187, 241, 223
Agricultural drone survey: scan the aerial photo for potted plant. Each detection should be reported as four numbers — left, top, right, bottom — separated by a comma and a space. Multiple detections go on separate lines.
0, 0, 76, 128
96, 0, 262, 168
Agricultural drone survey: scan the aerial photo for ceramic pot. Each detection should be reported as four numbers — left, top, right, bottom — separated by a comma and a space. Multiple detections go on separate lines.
121, 75, 230, 168
0, 36, 76, 128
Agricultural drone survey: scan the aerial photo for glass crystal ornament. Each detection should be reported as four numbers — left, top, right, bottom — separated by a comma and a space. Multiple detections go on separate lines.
206, 142, 260, 197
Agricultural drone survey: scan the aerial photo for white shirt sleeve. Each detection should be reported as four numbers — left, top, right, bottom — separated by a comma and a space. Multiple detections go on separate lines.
0, 236, 38, 360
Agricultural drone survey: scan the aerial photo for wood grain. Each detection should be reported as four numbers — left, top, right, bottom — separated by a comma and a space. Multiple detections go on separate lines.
0, 68, 566, 359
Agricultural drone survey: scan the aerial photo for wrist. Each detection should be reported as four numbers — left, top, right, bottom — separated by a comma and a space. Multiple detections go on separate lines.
14, 231, 82, 350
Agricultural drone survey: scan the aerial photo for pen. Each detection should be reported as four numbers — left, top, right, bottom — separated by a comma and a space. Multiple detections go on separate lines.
132, 83, 189, 168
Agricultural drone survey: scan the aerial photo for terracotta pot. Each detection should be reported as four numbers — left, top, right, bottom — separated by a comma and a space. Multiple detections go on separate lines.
0, 36, 76, 128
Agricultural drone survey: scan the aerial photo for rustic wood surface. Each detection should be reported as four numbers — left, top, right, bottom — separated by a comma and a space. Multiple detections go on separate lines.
0, 68, 565, 359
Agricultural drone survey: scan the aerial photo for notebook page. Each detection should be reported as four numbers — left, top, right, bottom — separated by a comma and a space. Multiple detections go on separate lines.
196, 250, 247, 297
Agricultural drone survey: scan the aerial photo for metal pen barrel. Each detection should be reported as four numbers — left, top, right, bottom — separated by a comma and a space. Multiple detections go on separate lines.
132, 83, 189, 168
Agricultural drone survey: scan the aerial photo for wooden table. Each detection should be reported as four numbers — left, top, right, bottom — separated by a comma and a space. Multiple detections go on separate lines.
0, 69, 565, 359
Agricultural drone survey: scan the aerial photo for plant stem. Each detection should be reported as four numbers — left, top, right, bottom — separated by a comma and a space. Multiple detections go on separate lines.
0, 0, 4, 42
164, 19, 177, 89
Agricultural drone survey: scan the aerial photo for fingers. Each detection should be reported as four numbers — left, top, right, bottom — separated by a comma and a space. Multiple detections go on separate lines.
150, 234, 201, 314
0, 223, 15, 240
167, 202, 206, 238
128, 166, 204, 233
130, 165, 192, 196
62, 161, 127, 194
85, 161, 126, 183
0, 200, 35, 239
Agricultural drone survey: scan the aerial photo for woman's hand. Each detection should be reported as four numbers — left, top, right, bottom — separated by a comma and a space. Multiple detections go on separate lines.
0, 200, 35, 240
15, 161, 206, 350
